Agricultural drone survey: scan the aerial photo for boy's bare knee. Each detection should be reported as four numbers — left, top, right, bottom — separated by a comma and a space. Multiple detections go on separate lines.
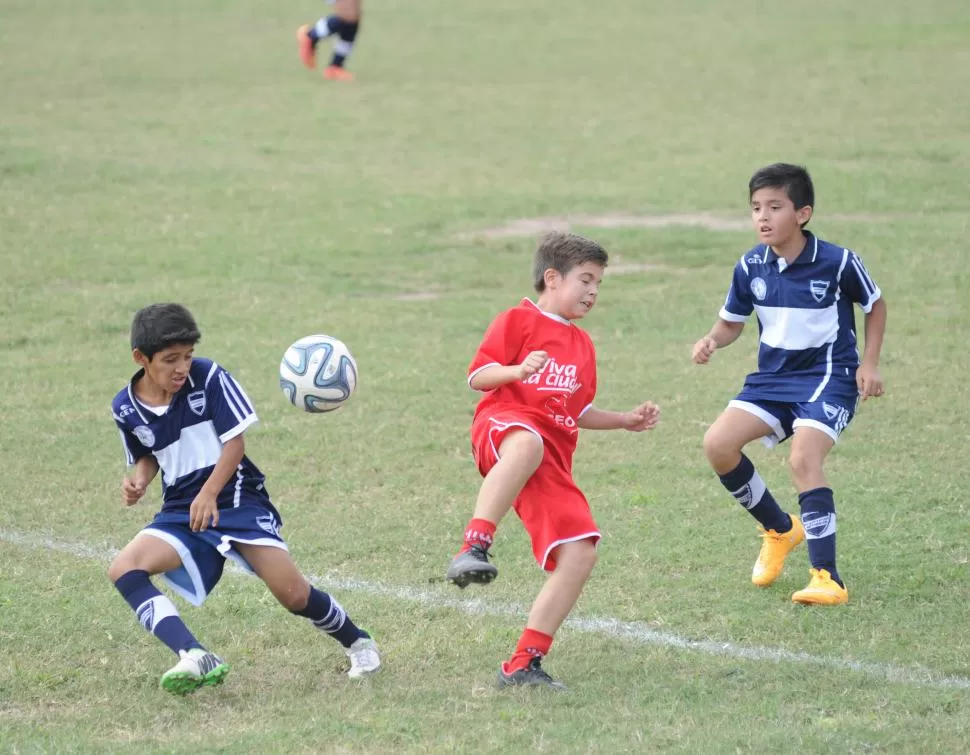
703, 427, 734, 469
788, 450, 820, 485
107, 556, 128, 583
502, 431, 544, 471
560, 540, 598, 574
276, 580, 311, 612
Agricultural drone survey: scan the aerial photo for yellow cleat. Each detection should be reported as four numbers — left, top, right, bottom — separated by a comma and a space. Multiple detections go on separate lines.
792, 568, 848, 605
751, 515, 804, 587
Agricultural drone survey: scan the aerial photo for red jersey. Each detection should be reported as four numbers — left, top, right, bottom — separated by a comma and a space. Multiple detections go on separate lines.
468, 299, 597, 464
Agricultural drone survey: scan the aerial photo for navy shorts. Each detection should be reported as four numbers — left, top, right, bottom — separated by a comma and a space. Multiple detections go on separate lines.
141, 500, 287, 606
729, 385, 859, 449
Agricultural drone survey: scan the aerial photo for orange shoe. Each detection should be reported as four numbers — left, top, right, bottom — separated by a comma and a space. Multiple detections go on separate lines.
751, 514, 805, 587
296, 25, 316, 69
324, 65, 354, 81
792, 568, 848, 605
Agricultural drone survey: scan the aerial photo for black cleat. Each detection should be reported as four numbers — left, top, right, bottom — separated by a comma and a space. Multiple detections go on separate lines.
445, 545, 498, 589
496, 658, 567, 691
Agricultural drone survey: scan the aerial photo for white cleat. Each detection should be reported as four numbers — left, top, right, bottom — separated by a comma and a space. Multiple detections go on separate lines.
346, 636, 381, 678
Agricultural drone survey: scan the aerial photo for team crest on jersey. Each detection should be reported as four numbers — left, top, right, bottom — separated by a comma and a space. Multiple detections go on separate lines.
810, 279, 830, 302
751, 277, 767, 301
187, 390, 206, 416
132, 425, 155, 447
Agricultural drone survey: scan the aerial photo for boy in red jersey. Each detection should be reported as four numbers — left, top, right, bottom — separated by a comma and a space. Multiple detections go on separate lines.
446, 232, 660, 690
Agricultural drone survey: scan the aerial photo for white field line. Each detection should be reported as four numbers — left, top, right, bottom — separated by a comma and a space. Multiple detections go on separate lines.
4, 529, 970, 692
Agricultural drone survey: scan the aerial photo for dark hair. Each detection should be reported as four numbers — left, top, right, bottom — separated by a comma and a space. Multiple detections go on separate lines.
532, 232, 609, 293
749, 163, 815, 226
130, 303, 201, 359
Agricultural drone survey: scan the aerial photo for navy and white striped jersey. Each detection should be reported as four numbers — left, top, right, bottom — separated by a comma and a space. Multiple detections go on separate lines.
719, 232, 881, 403
111, 358, 268, 512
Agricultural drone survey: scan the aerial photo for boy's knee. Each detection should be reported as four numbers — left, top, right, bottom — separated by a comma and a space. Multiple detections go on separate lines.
277, 581, 312, 613
788, 448, 821, 483
703, 427, 735, 468
502, 431, 544, 471
559, 539, 598, 574
108, 554, 134, 583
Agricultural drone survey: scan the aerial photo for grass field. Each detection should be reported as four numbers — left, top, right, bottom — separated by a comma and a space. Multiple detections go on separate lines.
2, 0, 970, 752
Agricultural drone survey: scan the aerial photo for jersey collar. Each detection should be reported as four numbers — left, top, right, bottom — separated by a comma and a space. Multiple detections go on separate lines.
764, 231, 818, 269
523, 298, 572, 325
126, 366, 196, 421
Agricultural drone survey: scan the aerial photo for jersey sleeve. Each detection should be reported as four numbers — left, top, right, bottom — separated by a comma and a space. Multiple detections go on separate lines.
112, 413, 151, 465
718, 259, 753, 322
204, 364, 259, 442
839, 251, 882, 313
467, 309, 524, 389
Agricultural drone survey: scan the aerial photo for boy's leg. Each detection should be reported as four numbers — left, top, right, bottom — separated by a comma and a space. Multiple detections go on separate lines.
787, 427, 848, 605
109, 534, 228, 695
704, 406, 803, 586
234, 543, 380, 676
298, 1, 361, 78
498, 539, 597, 691
447, 429, 544, 588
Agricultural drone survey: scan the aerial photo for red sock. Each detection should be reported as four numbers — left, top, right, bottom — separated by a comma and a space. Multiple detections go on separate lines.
502, 628, 553, 674
459, 517, 496, 553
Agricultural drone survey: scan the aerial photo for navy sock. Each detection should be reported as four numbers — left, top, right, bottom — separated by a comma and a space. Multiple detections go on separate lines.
718, 454, 791, 533
114, 570, 203, 655
331, 21, 359, 67
799, 487, 842, 586
292, 586, 368, 648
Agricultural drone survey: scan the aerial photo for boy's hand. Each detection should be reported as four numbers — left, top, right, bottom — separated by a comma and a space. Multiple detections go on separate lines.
692, 337, 718, 364
857, 363, 884, 401
189, 493, 220, 532
121, 477, 146, 506
624, 401, 661, 432
517, 350, 549, 380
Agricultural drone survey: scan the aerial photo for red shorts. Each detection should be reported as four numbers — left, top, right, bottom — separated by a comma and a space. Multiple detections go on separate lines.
471, 410, 600, 571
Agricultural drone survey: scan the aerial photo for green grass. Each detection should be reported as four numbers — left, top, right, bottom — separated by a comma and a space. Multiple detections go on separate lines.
3, 0, 970, 752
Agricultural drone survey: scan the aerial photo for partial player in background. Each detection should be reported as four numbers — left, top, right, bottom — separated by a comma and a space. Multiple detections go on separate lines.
108, 303, 380, 695
297, 0, 362, 81
446, 232, 661, 690
693, 163, 887, 606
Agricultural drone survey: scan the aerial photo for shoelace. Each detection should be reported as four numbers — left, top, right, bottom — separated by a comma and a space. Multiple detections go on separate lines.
470, 545, 493, 561
527, 659, 554, 682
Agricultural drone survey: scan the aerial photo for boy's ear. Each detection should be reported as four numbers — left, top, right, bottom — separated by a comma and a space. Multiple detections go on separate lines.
796, 204, 813, 226
132, 348, 150, 367
543, 267, 561, 289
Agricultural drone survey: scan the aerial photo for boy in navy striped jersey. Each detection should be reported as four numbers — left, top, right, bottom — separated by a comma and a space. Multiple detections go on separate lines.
109, 303, 380, 694
693, 164, 887, 605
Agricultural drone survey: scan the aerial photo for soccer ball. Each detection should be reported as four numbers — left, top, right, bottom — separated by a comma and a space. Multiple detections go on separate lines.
279, 334, 358, 413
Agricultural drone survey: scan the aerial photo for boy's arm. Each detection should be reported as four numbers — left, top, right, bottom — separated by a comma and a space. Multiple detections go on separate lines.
692, 319, 745, 364
469, 351, 547, 391
189, 435, 246, 532
857, 297, 887, 400
122, 456, 159, 505
577, 401, 660, 431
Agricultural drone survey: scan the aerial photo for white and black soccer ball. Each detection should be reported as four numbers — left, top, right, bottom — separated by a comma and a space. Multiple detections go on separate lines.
279, 334, 358, 413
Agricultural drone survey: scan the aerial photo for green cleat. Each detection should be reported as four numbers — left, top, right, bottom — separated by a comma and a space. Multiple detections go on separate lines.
160, 648, 230, 696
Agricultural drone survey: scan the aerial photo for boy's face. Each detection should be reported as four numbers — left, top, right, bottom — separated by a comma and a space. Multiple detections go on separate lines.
133, 344, 194, 396
544, 261, 605, 320
750, 186, 812, 247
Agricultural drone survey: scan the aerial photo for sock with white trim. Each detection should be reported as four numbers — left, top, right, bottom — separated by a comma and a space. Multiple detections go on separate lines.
718, 454, 792, 533
799, 487, 842, 586
292, 586, 368, 648
114, 570, 203, 655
